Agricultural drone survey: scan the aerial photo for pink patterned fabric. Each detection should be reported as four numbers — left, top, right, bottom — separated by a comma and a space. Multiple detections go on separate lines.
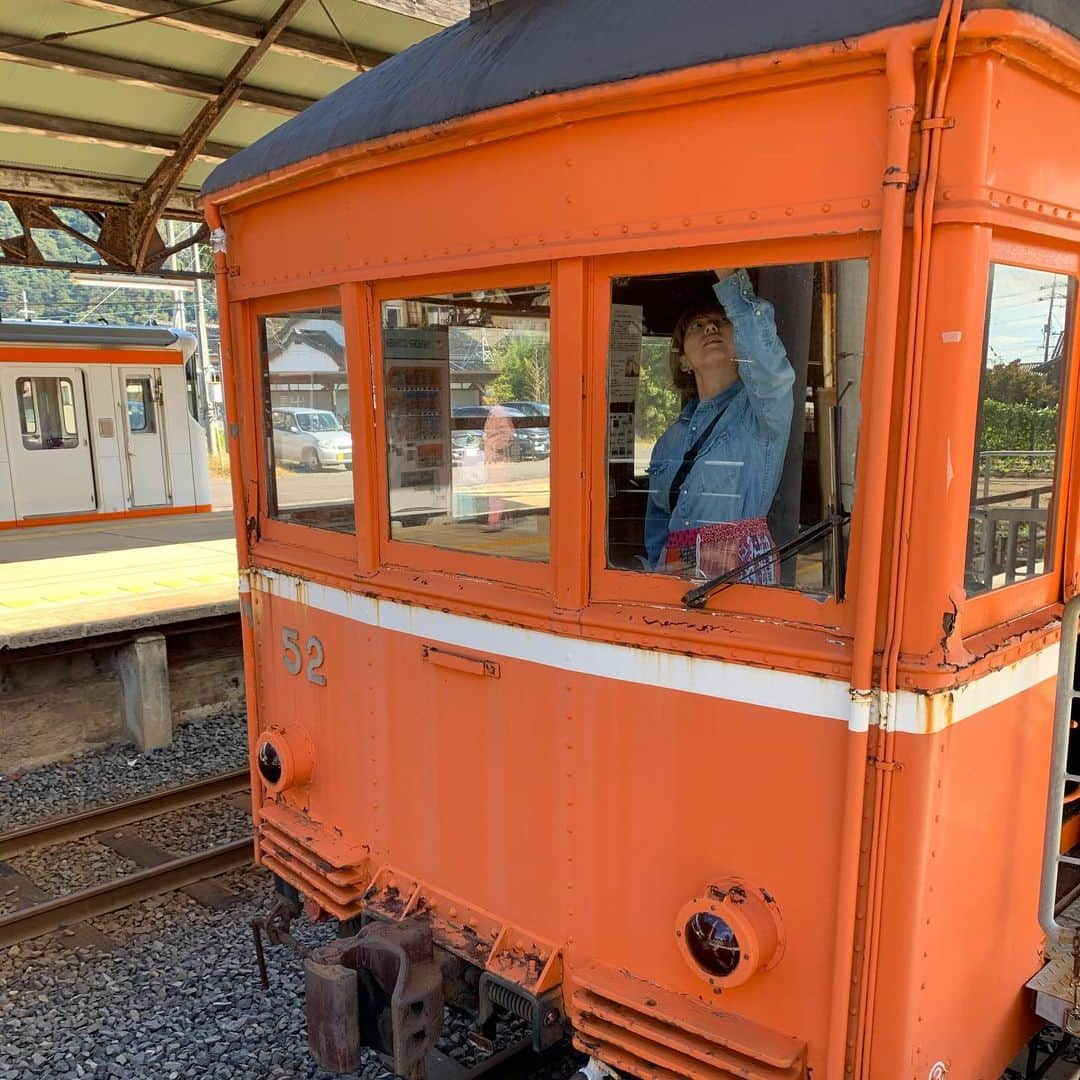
658, 516, 777, 584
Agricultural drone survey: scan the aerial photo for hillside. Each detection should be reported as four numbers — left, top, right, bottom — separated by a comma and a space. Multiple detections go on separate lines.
0, 209, 217, 330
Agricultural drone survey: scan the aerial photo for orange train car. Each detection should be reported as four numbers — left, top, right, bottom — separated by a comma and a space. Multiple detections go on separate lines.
202, 1, 1080, 1076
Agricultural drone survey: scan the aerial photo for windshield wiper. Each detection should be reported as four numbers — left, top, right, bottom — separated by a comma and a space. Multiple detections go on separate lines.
682, 510, 850, 609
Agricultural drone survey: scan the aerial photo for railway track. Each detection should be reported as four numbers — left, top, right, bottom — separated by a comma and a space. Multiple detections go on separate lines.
427, 1038, 581, 1080
0, 769, 583, 1078
0, 769, 251, 948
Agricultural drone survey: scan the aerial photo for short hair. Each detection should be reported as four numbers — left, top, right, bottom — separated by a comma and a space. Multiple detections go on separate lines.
668, 303, 731, 393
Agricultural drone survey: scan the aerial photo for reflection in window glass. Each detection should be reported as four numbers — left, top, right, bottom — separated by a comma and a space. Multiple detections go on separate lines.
258, 306, 355, 534
965, 265, 1074, 595
15, 377, 80, 450
17, 378, 37, 438
125, 378, 156, 433
382, 285, 551, 562
605, 262, 868, 596
60, 380, 78, 436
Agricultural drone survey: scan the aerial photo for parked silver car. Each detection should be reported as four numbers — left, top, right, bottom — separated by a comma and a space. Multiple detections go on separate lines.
270, 407, 352, 470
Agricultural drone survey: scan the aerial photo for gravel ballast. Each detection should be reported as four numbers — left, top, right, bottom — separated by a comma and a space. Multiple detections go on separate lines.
0, 866, 581, 1080
0, 842, 134, 917
128, 795, 251, 858
0, 713, 248, 833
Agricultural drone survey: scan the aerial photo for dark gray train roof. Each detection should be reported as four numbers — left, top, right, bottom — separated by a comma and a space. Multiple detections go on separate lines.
203, 0, 1078, 198
0, 321, 195, 354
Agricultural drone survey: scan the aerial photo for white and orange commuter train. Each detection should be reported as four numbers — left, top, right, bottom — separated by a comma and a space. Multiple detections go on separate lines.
0, 321, 211, 528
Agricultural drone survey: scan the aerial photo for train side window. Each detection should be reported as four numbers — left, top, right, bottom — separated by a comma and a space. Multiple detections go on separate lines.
125, 378, 156, 434
257, 306, 355, 535
380, 284, 551, 562
964, 265, 1075, 596
605, 261, 868, 596
16, 377, 79, 450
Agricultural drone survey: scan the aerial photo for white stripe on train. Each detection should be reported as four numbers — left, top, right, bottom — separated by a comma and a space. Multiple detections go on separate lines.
240, 570, 1058, 735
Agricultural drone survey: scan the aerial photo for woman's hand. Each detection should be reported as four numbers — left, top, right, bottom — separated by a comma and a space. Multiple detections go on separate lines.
713, 268, 736, 282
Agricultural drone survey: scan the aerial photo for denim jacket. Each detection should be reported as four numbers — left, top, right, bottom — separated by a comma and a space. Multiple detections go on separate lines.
645, 270, 795, 565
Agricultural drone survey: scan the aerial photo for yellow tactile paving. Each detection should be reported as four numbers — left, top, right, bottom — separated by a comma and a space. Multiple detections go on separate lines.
0, 513, 239, 642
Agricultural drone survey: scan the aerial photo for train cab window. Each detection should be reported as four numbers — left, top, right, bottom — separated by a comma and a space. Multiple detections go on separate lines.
125, 378, 156, 434
258, 306, 355, 534
964, 265, 1075, 596
381, 284, 551, 562
605, 261, 868, 596
15, 377, 79, 450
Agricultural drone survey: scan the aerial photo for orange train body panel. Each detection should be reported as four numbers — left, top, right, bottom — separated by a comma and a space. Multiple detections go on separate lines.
0, 345, 186, 366
204, 4, 1080, 1078
248, 580, 844, 1055
241, 570, 1061, 1075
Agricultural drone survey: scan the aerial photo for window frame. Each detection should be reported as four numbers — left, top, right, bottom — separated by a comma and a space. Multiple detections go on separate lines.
125, 377, 155, 434
16, 375, 80, 450
960, 235, 1080, 636
248, 286, 362, 565
586, 234, 877, 631
16, 376, 39, 443
372, 262, 554, 593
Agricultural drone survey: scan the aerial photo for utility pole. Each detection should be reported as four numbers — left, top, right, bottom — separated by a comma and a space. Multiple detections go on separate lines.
1043, 277, 1059, 366
166, 219, 213, 457
21, 291, 30, 320
191, 238, 216, 458
164, 220, 187, 333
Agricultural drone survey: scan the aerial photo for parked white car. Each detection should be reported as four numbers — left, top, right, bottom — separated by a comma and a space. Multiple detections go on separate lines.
271, 407, 352, 470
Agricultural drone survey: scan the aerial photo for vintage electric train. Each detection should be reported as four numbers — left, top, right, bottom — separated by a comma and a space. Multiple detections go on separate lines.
0, 321, 210, 527
202, 1, 1080, 1076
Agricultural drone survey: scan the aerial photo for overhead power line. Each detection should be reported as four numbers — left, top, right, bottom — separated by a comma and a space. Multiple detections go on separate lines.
1, 0, 244, 53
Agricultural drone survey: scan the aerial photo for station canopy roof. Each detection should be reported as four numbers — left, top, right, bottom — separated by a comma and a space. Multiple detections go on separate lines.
0, 0, 467, 277
204, 0, 1080, 199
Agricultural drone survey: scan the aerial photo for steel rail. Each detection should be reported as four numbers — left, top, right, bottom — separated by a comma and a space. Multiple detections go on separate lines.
0, 837, 252, 948
426, 1038, 567, 1080
0, 769, 249, 861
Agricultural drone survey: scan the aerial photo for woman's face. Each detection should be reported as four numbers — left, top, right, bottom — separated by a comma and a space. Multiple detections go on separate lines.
681, 309, 736, 376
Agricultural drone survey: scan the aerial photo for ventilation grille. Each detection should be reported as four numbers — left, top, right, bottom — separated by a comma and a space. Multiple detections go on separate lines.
571, 965, 807, 1080
258, 804, 370, 920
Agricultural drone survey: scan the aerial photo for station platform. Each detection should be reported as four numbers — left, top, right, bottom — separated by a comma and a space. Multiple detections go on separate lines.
0, 510, 239, 650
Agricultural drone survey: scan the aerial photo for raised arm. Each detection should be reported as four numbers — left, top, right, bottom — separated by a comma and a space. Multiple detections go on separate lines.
713, 269, 795, 436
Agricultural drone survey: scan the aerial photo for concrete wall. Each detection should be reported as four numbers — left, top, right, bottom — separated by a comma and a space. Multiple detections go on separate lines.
0, 618, 245, 773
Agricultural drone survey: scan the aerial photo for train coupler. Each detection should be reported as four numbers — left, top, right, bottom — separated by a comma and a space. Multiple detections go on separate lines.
306, 918, 444, 1078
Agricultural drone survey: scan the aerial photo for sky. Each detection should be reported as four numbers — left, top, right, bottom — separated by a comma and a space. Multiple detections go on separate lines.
986, 263, 1071, 367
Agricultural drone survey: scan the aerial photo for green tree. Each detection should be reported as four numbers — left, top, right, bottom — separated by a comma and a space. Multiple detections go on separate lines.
634, 338, 681, 439
487, 334, 550, 404
0, 209, 217, 327
984, 359, 1057, 408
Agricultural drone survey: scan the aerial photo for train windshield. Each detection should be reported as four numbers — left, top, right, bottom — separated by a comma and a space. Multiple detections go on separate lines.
605, 260, 869, 597
381, 283, 551, 562
296, 411, 343, 433
965, 264, 1076, 595
258, 306, 355, 535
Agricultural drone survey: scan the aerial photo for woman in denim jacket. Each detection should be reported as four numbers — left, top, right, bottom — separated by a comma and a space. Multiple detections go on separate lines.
645, 268, 795, 579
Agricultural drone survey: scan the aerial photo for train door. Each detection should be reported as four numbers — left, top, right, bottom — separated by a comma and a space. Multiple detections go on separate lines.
118, 367, 171, 507
1, 368, 96, 519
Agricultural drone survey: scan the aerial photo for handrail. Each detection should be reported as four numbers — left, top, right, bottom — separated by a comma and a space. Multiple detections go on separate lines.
972, 485, 1053, 508
1039, 593, 1080, 945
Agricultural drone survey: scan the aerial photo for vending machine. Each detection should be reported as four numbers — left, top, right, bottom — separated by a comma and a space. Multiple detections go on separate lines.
383, 333, 452, 525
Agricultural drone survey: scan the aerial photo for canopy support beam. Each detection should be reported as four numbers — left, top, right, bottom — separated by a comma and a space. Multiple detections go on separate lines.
100, 0, 308, 273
